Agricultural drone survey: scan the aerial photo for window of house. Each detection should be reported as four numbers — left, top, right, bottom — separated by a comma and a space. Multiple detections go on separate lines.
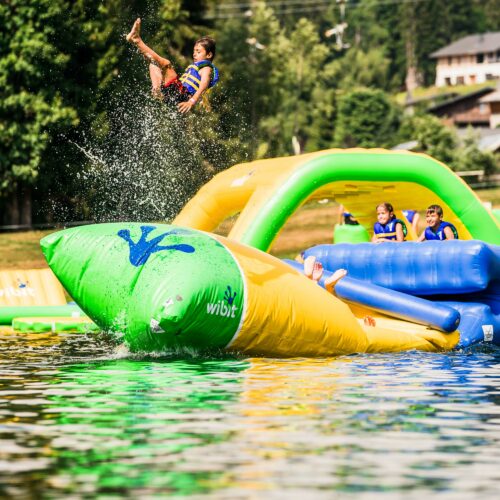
486, 73, 495, 80
469, 75, 476, 84
456, 76, 464, 84
445, 77, 452, 85
477, 53, 484, 63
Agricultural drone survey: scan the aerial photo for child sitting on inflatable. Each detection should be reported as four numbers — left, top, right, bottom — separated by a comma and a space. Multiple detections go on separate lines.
372, 202, 407, 243
418, 204, 459, 241
337, 204, 359, 225
126, 18, 219, 113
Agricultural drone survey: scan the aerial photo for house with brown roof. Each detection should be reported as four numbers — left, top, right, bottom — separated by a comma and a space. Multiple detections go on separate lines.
427, 87, 496, 127
430, 32, 500, 87
480, 88, 500, 128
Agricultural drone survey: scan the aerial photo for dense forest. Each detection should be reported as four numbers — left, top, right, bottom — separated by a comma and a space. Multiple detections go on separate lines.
1, 0, 499, 226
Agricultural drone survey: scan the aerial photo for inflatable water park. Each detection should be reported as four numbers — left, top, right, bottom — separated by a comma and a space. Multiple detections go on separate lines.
3, 149, 500, 356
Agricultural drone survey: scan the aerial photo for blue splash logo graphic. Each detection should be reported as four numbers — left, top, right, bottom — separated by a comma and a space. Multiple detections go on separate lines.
118, 225, 195, 267
224, 285, 237, 305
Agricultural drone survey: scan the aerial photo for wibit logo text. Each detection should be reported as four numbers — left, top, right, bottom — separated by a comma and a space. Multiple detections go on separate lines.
206, 301, 238, 318
207, 286, 239, 318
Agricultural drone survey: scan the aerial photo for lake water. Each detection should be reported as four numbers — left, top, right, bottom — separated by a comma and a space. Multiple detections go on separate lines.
1, 329, 500, 498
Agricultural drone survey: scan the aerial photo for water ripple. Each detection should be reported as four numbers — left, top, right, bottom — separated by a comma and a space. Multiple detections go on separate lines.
1, 331, 500, 497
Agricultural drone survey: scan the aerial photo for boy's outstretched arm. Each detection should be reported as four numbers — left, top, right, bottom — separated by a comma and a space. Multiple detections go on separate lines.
178, 66, 212, 113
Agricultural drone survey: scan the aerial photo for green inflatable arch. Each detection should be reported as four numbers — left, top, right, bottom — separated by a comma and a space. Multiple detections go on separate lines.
237, 151, 500, 250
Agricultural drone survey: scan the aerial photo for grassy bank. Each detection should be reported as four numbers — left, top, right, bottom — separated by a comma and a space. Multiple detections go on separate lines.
0, 230, 55, 269
1, 187, 498, 269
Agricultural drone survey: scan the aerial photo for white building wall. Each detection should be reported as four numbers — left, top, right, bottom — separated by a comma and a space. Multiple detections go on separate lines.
435, 59, 500, 87
491, 113, 500, 128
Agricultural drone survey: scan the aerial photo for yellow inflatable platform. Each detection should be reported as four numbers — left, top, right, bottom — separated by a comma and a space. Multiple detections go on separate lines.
37, 149, 500, 354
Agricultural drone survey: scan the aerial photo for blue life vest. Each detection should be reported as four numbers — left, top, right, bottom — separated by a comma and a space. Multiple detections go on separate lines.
373, 218, 407, 241
424, 221, 459, 240
179, 60, 219, 95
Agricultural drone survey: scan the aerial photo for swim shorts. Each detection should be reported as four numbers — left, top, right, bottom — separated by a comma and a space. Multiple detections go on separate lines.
160, 78, 191, 106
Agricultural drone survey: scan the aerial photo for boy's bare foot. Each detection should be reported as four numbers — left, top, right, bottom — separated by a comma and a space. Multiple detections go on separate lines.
324, 268, 347, 294
303, 255, 316, 279
126, 18, 141, 44
312, 261, 324, 283
364, 315, 376, 327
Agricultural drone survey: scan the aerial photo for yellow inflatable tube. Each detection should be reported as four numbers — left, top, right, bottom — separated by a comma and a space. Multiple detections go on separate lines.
218, 237, 458, 355
41, 223, 459, 356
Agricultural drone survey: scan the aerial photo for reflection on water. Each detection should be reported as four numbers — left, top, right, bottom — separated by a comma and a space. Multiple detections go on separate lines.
1, 330, 500, 498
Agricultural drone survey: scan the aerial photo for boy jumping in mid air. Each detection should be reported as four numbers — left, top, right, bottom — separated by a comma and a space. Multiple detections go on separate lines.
126, 18, 219, 113
418, 204, 459, 241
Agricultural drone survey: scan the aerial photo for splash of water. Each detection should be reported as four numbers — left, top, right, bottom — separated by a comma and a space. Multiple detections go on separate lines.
74, 89, 210, 223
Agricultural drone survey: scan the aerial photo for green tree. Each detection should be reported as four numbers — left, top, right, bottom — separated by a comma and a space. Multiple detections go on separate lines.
1, 0, 496, 226
260, 17, 329, 157
334, 89, 400, 148
0, 0, 78, 225
455, 131, 498, 176
302, 87, 337, 153
216, 2, 282, 158
399, 114, 457, 166
346, 0, 400, 90
0, 0, 218, 225
324, 47, 390, 91
482, 0, 500, 30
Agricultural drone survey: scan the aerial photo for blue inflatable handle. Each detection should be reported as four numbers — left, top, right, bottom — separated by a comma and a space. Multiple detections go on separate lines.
334, 276, 460, 332
284, 259, 460, 332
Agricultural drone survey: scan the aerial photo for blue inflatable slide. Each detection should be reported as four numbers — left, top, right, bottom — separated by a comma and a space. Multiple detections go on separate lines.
287, 241, 500, 348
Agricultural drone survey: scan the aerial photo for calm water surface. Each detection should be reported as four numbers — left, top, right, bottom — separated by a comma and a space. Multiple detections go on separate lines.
1, 329, 500, 499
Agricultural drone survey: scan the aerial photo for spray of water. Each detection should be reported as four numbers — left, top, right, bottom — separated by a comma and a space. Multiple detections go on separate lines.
73, 87, 216, 223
